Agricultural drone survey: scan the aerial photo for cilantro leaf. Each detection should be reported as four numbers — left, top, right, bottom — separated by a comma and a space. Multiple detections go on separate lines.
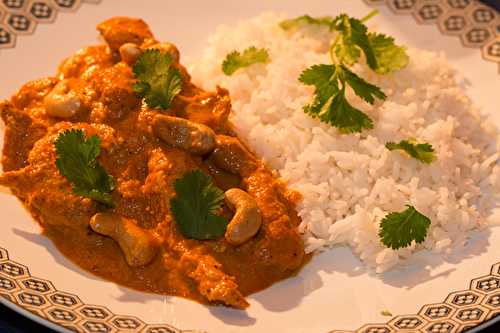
299, 64, 336, 85
386, 139, 436, 164
379, 205, 431, 250
332, 14, 376, 68
299, 64, 339, 101
330, 14, 408, 74
368, 33, 409, 74
327, 87, 374, 133
340, 65, 386, 104
222, 46, 270, 76
170, 170, 228, 240
290, 12, 408, 133
299, 64, 386, 133
55, 129, 115, 207
133, 49, 183, 109
279, 15, 334, 31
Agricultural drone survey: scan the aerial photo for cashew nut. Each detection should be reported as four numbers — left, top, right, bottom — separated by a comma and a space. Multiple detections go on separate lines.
119, 43, 142, 65
152, 115, 216, 155
90, 213, 158, 267
211, 135, 257, 176
43, 80, 81, 118
224, 188, 262, 246
147, 42, 180, 62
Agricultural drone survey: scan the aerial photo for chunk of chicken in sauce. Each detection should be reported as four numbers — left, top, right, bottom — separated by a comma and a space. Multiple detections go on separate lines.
0, 17, 306, 309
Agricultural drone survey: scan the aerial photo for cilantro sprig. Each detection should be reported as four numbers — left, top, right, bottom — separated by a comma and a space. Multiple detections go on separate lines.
368, 33, 409, 75
379, 205, 431, 250
299, 64, 384, 132
280, 10, 379, 32
133, 49, 183, 109
222, 46, 270, 76
279, 15, 334, 31
170, 170, 229, 240
282, 11, 408, 133
55, 129, 115, 207
386, 139, 436, 164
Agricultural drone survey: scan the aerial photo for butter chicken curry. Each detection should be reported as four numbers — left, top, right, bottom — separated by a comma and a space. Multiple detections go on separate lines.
0, 17, 306, 308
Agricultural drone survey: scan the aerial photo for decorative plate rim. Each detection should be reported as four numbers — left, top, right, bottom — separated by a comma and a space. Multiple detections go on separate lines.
0, 0, 499, 332
0, 244, 500, 333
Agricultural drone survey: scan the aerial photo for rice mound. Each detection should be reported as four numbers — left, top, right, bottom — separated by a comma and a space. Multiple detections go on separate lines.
189, 13, 500, 272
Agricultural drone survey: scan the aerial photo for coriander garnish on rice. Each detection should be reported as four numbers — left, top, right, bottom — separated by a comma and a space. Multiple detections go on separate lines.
189, 12, 499, 273
281, 11, 409, 133
386, 139, 436, 164
222, 46, 270, 75
379, 205, 432, 250
281, 12, 432, 249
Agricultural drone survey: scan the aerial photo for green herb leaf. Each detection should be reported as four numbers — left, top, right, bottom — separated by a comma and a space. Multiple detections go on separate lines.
279, 15, 334, 31
386, 139, 436, 164
379, 205, 431, 250
327, 87, 374, 133
341, 65, 386, 104
222, 46, 270, 76
299, 64, 386, 133
381, 310, 393, 317
331, 14, 409, 74
133, 49, 183, 109
55, 129, 115, 207
170, 170, 229, 240
332, 14, 376, 68
290, 12, 408, 134
368, 33, 409, 74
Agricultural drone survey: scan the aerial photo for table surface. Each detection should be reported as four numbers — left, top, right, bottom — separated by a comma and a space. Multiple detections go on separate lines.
0, 0, 499, 332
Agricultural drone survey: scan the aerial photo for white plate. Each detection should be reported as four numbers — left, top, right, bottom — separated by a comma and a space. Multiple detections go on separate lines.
0, 0, 499, 332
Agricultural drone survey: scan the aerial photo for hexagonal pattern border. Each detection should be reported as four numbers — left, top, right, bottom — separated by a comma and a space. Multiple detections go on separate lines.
0, 0, 499, 332
316, 6, 499, 332
0, 246, 199, 332
0, 246, 499, 332
363, 0, 500, 71
329, 261, 500, 333
0, 0, 102, 50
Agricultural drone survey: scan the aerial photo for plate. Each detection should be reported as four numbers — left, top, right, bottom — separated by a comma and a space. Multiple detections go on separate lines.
0, 0, 499, 332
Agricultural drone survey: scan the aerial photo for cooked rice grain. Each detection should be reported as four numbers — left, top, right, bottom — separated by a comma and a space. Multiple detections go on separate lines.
189, 13, 500, 272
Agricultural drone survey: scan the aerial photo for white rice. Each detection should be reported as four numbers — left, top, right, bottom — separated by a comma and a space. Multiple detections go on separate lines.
189, 13, 500, 272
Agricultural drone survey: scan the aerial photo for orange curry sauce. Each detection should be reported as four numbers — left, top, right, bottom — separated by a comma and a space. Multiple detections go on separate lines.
0, 17, 306, 308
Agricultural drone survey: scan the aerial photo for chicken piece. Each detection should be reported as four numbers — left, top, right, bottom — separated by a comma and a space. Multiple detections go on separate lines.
138, 148, 200, 228
204, 159, 241, 191
244, 170, 305, 271
183, 87, 232, 132
0, 123, 118, 230
11, 77, 58, 111
0, 103, 47, 171
211, 135, 257, 176
179, 251, 249, 309
143, 148, 200, 194
90, 213, 158, 267
0, 165, 97, 231
97, 17, 154, 51
58, 46, 114, 80
89, 63, 141, 122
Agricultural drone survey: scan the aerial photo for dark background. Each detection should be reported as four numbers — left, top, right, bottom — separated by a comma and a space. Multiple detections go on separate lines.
1, 0, 499, 332
482, 0, 500, 10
